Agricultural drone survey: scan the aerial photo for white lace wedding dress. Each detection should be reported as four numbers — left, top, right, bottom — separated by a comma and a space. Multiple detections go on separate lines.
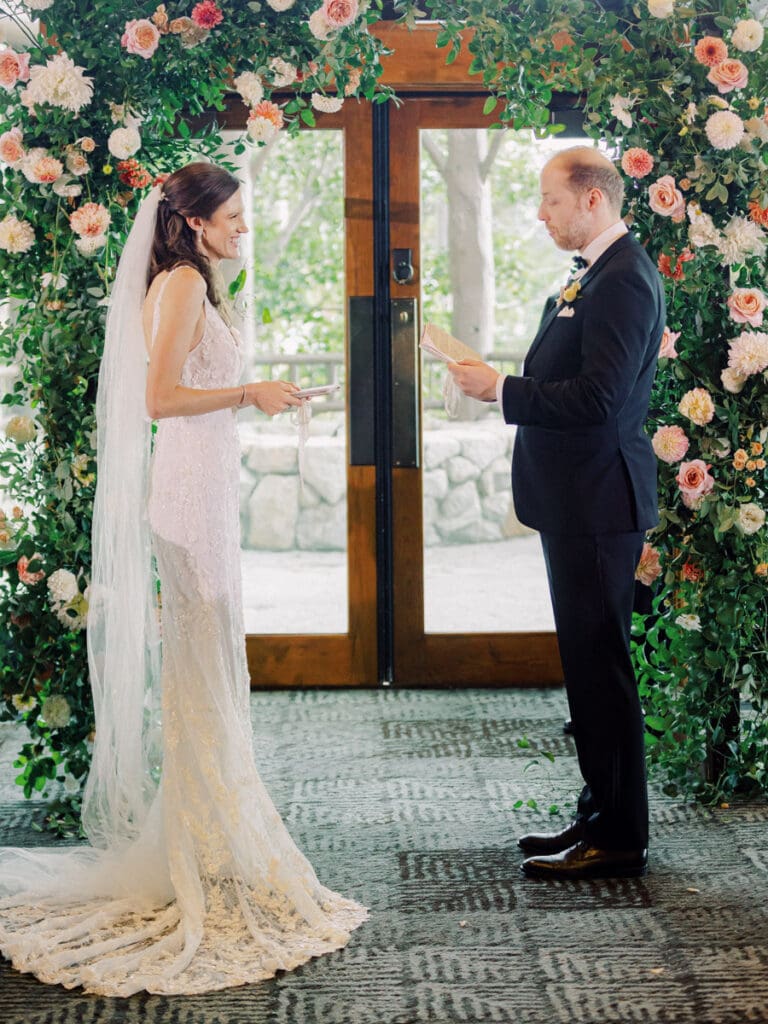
0, 272, 367, 996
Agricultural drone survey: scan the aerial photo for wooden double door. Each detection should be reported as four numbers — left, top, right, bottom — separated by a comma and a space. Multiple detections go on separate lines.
234, 85, 562, 689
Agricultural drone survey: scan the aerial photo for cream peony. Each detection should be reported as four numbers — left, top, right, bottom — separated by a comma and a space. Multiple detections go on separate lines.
0, 127, 24, 165
717, 216, 767, 265
727, 330, 768, 377
4, 414, 36, 442
69, 201, 110, 238
721, 367, 747, 393
22, 151, 63, 184
652, 425, 690, 463
311, 93, 344, 113
269, 57, 297, 87
308, 8, 334, 39
0, 215, 35, 254
75, 233, 107, 256
737, 502, 766, 535
108, 126, 141, 159
731, 19, 764, 52
705, 109, 745, 150
21, 53, 93, 113
234, 70, 264, 107
678, 388, 715, 426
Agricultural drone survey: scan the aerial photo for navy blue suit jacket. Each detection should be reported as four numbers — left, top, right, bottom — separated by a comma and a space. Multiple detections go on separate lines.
501, 233, 665, 536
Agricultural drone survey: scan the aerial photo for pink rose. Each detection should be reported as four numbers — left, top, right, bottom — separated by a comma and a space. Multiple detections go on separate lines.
707, 58, 748, 94
727, 288, 766, 327
648, 175, 686, 222
676, 459, 715, 505
17, 554, 45, 586
621, 147, 654, 179
323, 0, 359, 28
0, 127, 24, 166
652, 425, 690, 464
635, 543, 662, 586
0, 50, 30, 90
121, 19, 161, 59
659, 325, 680, 358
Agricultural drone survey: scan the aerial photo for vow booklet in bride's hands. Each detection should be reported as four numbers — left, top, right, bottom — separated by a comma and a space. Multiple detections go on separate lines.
420, 322, 483, 364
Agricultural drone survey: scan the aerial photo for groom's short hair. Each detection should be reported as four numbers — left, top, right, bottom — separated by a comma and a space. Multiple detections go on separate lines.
558, 147, 625, 214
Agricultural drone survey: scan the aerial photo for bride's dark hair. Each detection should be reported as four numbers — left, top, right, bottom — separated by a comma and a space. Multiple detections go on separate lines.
148, 161, 240, 306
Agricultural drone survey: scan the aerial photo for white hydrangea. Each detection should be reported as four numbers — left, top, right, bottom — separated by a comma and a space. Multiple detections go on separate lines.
737, 502, 766, 535
41, 694, 72, 729
20, 53, 93, 113
107, 126, 141, 159
717, 215, 767, 265
311, 93, 344, 113
234, 70, 264, 107
0, 214, 35, 253
47, 568, 79, 604
732, 19, 764, 52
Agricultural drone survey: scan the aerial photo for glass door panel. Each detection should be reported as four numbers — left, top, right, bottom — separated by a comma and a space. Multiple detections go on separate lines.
419, 127, 575, 634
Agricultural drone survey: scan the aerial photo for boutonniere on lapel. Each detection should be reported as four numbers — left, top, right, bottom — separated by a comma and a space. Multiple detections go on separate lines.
558, 279, 582, 306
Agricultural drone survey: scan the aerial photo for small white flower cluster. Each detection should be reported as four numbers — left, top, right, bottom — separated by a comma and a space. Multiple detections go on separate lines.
47, 568, 89, 631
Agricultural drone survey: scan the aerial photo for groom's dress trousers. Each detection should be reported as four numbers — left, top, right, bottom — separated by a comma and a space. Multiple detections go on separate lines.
500, 228, 665, 850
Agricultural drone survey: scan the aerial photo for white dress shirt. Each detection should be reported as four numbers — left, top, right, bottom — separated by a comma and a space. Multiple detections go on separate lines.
494, 219, 630, 405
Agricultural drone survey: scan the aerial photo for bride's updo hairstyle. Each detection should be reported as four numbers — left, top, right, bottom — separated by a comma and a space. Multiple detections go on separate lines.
149, 161, 240, 307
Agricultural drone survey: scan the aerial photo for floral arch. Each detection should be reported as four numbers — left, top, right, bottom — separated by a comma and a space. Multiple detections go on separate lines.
0, 0, 766, 829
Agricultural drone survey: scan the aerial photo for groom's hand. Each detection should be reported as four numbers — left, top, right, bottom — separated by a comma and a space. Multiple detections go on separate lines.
447, 359, 501, 402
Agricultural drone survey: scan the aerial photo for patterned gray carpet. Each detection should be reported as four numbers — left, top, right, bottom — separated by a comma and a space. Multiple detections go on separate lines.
1, 688, 768, 1024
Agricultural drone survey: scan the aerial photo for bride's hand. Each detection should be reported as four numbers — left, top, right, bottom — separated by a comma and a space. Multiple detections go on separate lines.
245, 381, 302, 416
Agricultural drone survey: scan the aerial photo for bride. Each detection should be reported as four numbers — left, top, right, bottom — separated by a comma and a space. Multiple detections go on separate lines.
0, 162, 367, 996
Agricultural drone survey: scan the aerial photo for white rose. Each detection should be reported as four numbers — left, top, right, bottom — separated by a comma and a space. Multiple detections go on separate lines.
737, 502, 766, 535
107, 126, 141, 160
47, 568, 79, 604
66, 150, 90, 175
234, 70, 264, 107
732, 19, 764, 52
648, 0, 674, 16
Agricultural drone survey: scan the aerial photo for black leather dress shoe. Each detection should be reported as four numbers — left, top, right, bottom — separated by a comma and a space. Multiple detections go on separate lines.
521, 840, 648, 880
517, 819, 584, 855
563, 719, 574, 735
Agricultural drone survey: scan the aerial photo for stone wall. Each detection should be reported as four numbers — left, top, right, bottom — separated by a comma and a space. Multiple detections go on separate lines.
239, 419, 532, 551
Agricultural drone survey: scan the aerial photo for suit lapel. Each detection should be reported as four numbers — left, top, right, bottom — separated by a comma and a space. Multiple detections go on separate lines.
523, 233, 635, 373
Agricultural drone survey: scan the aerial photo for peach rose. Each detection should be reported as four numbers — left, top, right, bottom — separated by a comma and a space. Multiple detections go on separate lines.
727, 288, 766, 327
635, 542, 662, 586
0, 50, 31, 91
121, 19, 161, 59
0, 127, 24, 166
652, 425, 689, 464
676, 459, 715, 503
659, 326, 680, 358
707, 58, 748, 94
17, 554, 45, 586
648, 175, 686, 222
755, 563, 768, 577
621, 147, 654, 179
323, 0, 359, 27
678, 387, 715, 427
733, 448, 748, 470
69, 201, 111, 238
694, 36, 728, 67
79, 136, 96, 153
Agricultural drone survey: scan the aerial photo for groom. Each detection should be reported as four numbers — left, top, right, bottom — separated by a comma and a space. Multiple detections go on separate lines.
449, 146, 665, 879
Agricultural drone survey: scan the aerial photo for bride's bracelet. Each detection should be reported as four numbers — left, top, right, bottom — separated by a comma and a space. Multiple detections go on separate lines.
236, 384, 246, 408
